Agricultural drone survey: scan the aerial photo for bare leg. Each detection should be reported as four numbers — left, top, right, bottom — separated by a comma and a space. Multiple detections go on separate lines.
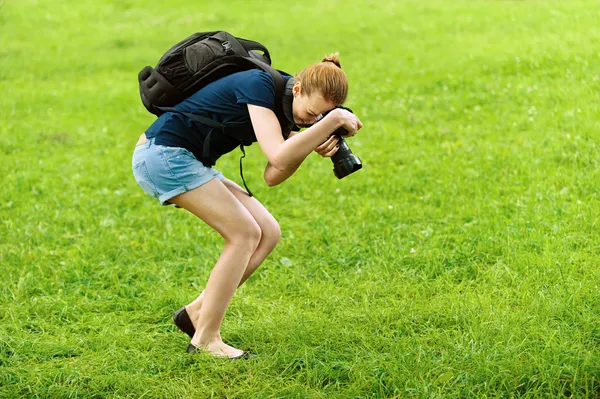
185, 179, 281, 327
169, 179, 262, 358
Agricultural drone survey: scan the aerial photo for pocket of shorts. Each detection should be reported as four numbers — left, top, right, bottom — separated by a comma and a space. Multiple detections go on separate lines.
132, 160, 159, 198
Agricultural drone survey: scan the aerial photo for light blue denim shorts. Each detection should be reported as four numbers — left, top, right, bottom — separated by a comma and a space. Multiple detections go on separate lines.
132, 137, 225, 206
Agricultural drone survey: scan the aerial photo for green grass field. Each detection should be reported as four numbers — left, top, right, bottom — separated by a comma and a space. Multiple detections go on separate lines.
2, 0, 600, 397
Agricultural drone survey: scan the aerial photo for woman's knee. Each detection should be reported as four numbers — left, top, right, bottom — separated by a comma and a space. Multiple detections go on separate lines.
261, 217, 281, 248
226, 217, 262, 251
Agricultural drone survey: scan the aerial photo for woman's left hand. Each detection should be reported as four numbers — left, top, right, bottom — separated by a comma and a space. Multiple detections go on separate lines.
314, 135, 340, 158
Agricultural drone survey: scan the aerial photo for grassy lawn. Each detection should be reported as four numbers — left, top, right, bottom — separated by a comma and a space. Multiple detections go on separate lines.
1, 0, 600, 397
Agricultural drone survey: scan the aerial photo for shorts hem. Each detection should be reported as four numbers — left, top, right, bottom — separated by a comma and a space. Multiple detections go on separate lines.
158, 173, 225, 206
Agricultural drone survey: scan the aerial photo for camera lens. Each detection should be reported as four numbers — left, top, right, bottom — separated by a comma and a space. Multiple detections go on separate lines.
331, 136, 362, 179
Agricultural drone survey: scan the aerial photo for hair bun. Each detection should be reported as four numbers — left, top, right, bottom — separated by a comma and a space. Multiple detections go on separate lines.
322, 52, 342, 68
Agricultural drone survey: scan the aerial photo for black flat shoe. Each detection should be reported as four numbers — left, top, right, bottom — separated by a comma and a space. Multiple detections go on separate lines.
186, 343, 257, 360
172, 307, 195, 339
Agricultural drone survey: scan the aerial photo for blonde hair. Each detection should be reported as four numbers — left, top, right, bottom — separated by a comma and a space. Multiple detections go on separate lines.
295, 52, 348, 105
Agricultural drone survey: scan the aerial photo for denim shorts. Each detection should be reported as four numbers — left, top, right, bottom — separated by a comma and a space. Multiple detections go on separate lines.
131, 137, 225, 206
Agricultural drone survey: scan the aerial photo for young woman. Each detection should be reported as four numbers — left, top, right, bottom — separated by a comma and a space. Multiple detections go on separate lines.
132, 53, 362, 359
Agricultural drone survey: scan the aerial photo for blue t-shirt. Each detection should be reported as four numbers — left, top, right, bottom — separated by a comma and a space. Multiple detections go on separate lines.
145, 69, 291, 164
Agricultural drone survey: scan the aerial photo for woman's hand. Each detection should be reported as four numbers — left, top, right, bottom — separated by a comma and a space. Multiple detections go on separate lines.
328, 108, 363, 137
315, 135, 340, 158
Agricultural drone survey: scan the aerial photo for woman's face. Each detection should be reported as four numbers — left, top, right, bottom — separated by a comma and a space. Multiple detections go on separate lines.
292, 82, 336, 126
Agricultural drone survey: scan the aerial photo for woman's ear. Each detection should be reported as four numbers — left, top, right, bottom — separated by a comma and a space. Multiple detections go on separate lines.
292, 81, 302, 97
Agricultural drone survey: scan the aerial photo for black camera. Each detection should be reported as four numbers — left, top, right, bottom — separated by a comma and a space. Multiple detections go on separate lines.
316, 106, 362, 179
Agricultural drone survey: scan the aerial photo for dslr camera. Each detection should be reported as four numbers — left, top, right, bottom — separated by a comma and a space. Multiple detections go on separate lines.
315, 106, 362, 179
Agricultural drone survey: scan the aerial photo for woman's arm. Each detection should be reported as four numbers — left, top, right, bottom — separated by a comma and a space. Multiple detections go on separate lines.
248, 104, 344, 172
263, 130, 300, 186
263, 160, 302, 187
263, 132, 341, 186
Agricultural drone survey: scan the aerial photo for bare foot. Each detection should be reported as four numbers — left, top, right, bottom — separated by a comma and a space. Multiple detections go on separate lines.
186, 306, 221, 342
188, 308, 201, 330
186, 291, 205, 330
190, 339, 245, 358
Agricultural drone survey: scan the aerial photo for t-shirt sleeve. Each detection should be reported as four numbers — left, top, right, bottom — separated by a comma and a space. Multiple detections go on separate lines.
233, 71, 276, 110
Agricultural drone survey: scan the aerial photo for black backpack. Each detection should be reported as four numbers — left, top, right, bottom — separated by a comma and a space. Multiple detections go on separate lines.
138, 31, 296, 196
138, 30, 291, 133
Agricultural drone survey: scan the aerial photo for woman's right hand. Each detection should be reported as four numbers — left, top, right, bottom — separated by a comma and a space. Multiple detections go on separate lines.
328, 108, 363, 137
315, 135, 340, 157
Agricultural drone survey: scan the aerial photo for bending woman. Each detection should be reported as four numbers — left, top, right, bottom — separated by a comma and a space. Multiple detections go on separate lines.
131, 53, 362, 359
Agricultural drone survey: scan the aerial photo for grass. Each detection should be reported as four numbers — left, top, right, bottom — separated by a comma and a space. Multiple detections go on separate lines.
1, 0, 600, 397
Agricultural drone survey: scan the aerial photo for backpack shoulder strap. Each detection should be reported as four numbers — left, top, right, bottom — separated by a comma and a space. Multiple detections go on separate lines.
242, 57, 284, 104
242, 57, 288, 132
